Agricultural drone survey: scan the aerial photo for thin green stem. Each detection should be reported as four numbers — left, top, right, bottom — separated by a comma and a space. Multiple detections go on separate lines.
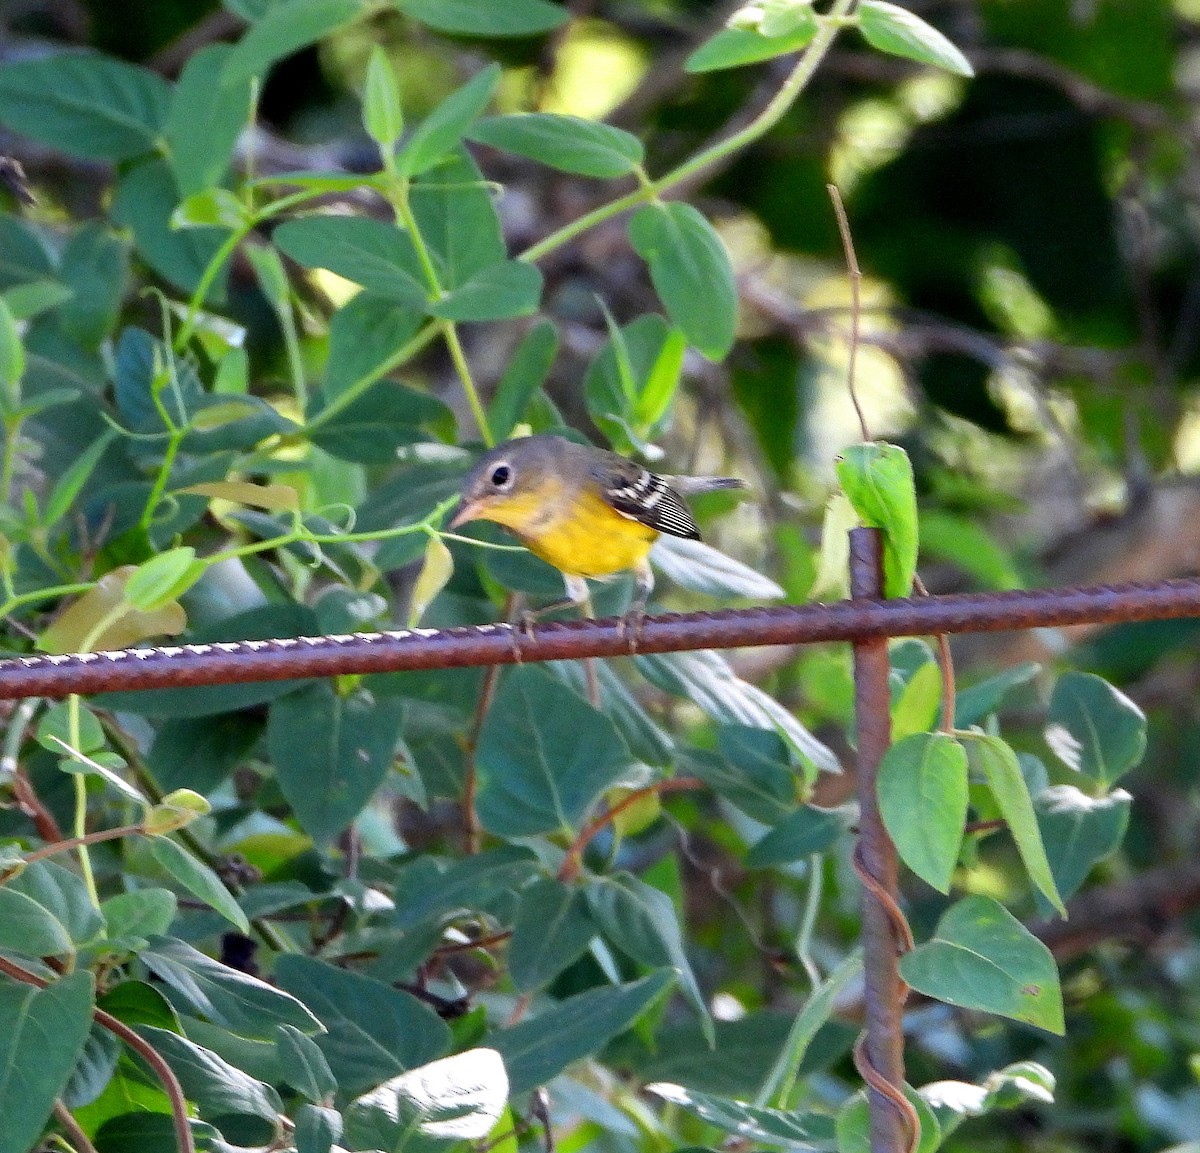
302, 321, 440, 435
389, 177, 494, 447
520, 1, 854, 265
0, 581, 96, 619
174, 225, 250, 352
441, 320, 493, 447
139, 430, 184, 532
794, 853, 824, 989
66, 696, 99, 907
392, 177, 444, 294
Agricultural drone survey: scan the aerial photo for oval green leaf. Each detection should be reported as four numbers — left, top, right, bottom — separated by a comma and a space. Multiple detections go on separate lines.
878, 731, 968, 893
899, 895, 1064, 1034
1044, 670, 1147, 789
961, 732, 1065, 916
628, 202, 737, 361
469, 113, 643, 178
858, 0, 974, 77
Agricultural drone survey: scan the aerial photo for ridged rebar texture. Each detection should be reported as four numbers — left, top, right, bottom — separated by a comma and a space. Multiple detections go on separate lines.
849, 529, 908, 1153
2, 575, 1200, 700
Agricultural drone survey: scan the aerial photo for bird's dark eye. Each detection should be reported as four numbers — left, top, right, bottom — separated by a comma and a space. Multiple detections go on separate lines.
490, 464, 512, 488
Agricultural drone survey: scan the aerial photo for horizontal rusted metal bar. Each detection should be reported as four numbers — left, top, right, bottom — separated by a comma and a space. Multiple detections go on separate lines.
2, 575, 1199, 700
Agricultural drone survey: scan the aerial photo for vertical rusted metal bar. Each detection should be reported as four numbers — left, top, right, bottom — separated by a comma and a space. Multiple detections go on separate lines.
849, 527, 907, 1153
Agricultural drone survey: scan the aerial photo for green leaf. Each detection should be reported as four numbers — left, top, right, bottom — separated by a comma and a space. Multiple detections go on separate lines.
961, 733, 1065, 916
0, 52, 169, 160
1045, 670, 1147, 789
586, 873, 712, 1044
52, 224, 127, 349
428, 260, 544, 321
891, 658, 942, 740
611, 1010, 852, 1098
267, 682, 405, 844
173, 187, 246, 230
274, 217, 428, 307
396, 0, 568, 36
628, 202, 737, 361
745, 804, 852, 867
392, 846, 539, 933
475, 666, 636, 836
1034, 785, 1131, 903
584, 313, 683, 451
492, 971, 674, 1096
704, 725, 799, 824
508, 879, 597, 992
469, 114, 643, 177
409, 536, 454, 626
0, 887, 74, 958
101, 889, 177, 944
921, 1061, 1055, 1138
398, 63, 501, 178
295, 1104, 342, 1153
274, 954, 451, 1096
878, 732, 968, 893
123, 547, 203, 612
222, 0, 363, 87
755, 951, 863, 1108
320, 291, 425, 400
37, 699, 105, 755
113, 158, 229, 296
148, 714, 262, 795
552, 659, 675, 767
165, 45, 253, 196
409, 148, 506, 288
142, 935, 320, 1039
3, 279, 73, 322
0, 215, 55, 290
136, 1026, 282, 1131
834, 441, 918, 598
951, 662, 1039, 728
686, 21, 819, 73
113, 325, 202, 434
900, 895, 1064, 1034
487, 320, 558, 439
276, 1024, 338, 1103
858, 1, 974, 77
6, 860, 105, 946
651, 536, 783, 601
0, 297, 21, 407
0, 971, 95, 1153
837, 1083, 940, 1153
344, 1048, 508, 1149
638, 650, 841, 776
149, 838, 251, 932
310, 382, 452, 464
363, 45, 404, 152
647, 1083, 834, 1148
918, 510, 1022, 590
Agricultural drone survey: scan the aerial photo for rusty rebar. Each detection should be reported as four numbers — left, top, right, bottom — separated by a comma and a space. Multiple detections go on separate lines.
2, 575, 1200, 700
848, 529, 910, 1153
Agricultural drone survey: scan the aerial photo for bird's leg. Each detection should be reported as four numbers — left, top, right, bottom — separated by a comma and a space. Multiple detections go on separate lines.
618, 561, 655, 654
512, 574, 591, 642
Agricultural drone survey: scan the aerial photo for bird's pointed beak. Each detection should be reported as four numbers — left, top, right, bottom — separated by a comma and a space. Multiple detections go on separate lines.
448, 498, 481, 530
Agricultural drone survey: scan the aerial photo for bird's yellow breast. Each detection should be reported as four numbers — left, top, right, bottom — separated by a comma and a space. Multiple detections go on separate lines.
479, 483, 657, 578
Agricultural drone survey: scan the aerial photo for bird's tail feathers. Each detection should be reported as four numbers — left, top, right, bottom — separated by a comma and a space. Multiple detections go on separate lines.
665, 475, 749, 497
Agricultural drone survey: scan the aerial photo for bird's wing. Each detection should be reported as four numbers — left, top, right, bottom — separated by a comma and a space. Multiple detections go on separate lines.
591, 456, 701, 540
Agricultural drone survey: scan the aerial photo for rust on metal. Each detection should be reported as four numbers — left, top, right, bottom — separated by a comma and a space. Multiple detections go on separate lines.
848, 528, 911, 1153
2, 576, 1200, 700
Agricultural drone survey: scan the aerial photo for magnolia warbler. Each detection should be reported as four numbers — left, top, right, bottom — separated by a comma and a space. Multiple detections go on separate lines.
450, 434, 747, 624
